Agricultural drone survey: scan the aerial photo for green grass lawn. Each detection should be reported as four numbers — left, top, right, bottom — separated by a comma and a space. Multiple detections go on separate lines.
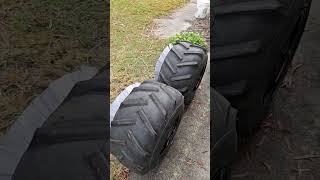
0, 0, 106, 134
110, 0, 188, 100
110, 0, 188, 179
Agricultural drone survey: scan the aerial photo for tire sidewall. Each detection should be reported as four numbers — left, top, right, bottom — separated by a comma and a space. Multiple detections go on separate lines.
149, 101, 184, 169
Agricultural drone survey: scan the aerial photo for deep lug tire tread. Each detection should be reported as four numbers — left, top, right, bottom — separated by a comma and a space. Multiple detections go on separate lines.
157, 41, 208, 105
212, 0, 312, 136
110, 80, 184, 174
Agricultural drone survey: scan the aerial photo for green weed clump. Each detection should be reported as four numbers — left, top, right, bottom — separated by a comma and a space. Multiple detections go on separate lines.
169, 32, 207, 47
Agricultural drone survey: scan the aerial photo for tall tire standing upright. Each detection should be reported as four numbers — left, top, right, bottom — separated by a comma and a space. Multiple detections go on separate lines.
156, 41, 208, 105
110, 80, 184, 175
212, 0, 312, 136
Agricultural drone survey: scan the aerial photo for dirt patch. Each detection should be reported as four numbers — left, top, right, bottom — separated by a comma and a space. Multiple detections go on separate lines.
185, 15, 210, 47
0, 1, 107, 134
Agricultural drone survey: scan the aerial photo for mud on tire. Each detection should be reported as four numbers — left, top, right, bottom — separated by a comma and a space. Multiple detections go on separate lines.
110, 80, 184, 174
212, 0, 312, 136
157, 41, 208, 105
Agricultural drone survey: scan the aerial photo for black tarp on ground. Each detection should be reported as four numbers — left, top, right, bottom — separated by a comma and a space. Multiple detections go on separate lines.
0, 66, 108, 180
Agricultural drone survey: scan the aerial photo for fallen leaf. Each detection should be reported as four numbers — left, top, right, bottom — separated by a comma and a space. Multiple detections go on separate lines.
294, 155, 320, 160
284, 136, 294, 153
292, 64, 303, 74
260, 161, 272, 173
232, 172, 249, 178
256, 135, 266, 147
196, 160, 207, 171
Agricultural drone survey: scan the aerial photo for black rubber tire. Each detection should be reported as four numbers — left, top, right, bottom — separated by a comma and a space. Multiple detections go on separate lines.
213, 167, 231, 180
157, 41, 208, 105
211, 89, 238, 180
212, 0, 312, 136
13, 66, 108, 180
110, 80, 184, 175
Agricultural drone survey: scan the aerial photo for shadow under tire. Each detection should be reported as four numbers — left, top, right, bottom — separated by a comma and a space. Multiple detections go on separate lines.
212, 0, 312, 136
157, 41, 208, 105
213, 167, 231, 180
211, 89, 238, 180
111, 80, 184, 175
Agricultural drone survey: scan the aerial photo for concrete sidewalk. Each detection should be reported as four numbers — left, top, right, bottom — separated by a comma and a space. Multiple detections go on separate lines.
152, 0, 197, 39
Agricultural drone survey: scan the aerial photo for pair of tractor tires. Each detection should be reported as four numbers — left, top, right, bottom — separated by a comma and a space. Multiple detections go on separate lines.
212, 0, 312, 179
110, 41, 208, 174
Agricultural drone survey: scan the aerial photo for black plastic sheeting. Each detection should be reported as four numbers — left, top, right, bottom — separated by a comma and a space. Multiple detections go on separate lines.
0, 65, 108, 180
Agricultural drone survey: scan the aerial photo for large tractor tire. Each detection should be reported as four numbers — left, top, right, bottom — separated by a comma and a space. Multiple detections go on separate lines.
212, 89, 238, 180
156, 41, 208, 105
110, 80, 184, 175
212, 0, 312, 136
0, 66, 108, 180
